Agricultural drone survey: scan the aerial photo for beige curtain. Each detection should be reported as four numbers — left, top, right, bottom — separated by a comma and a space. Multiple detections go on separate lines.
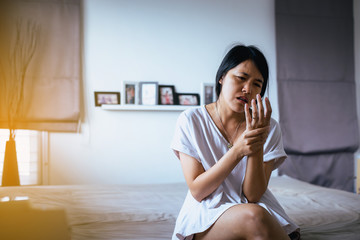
0, 0, 81, 132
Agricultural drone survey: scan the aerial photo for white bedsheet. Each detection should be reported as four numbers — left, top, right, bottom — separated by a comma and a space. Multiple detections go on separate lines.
1, 183, 187, 240
1, 176, 359, 240
269, 176, 360, 240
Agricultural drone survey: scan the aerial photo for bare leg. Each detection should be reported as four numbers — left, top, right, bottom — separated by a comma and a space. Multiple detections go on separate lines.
194, 204, 290, 240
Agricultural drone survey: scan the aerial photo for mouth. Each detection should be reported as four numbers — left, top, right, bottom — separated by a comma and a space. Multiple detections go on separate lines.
236, 96, 248, 104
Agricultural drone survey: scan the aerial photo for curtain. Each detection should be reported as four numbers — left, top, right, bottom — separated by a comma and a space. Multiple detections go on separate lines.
276, 0, 359, 191
0, 0, 81, 132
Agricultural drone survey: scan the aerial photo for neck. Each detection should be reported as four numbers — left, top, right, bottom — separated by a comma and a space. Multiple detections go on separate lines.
216, 97, 245, 125
214, 99, 244, 148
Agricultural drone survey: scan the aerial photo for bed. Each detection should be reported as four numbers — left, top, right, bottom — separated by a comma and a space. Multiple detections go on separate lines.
1, 175, 359, 240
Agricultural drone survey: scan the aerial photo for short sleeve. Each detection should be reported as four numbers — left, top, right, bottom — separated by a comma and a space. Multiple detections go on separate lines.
263, 119, 287, 169
171, 111, 201, 162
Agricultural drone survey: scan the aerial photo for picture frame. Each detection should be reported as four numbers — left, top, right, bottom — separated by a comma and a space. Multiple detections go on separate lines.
158, 85, 176, 105
94, 92, 120, 107
139, 82, 158, 105
122, 81, 138, 105
201, 82, 216, 105
177, 93, 200, 106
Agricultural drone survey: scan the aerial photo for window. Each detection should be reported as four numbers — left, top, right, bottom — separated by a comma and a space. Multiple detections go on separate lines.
0, 129, 43, 185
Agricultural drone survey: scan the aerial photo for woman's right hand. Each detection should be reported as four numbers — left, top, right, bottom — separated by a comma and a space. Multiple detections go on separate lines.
232, 124, 268, 159
232, 95, 271, 158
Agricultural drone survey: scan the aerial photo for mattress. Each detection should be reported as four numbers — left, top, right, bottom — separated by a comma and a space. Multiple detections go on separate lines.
269, 176, 360, 240
0, 176, 359, 240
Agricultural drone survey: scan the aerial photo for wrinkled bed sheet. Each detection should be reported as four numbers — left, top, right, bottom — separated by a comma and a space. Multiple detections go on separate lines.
269, 176, 360, 240
1, 183, 187, 240
1, 176, 359, 240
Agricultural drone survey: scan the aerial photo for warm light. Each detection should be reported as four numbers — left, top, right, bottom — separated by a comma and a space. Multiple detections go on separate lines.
0, 129, 39, 185
14, 196, 29, 201
0, 196, 10, 202
0, 196, 29, 202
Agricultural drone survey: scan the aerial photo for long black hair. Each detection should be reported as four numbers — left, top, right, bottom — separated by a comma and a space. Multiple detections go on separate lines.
215, 45, 269, 98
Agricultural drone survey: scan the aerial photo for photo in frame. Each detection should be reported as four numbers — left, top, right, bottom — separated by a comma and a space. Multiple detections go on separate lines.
201, 82, 216, 105
139, 82, 158, 105
158, 85, 176, 105
94, 92, 120, 107
122, 81, 138, 105
177, 93, 200, 106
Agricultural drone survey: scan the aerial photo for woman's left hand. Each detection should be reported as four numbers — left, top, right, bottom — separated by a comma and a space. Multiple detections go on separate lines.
245, 94, 272, 139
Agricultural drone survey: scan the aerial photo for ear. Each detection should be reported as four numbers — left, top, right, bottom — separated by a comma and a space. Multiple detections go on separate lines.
219, 77, 223, 84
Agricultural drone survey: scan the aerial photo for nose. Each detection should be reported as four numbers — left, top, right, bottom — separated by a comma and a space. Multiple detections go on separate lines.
242, 82, 251, 94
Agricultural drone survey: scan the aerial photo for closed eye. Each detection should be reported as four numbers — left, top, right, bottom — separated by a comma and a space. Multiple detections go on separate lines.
254, 79, 263, 88
236, 76, 246, 81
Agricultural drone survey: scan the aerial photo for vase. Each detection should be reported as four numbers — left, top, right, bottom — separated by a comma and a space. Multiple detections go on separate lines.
1, 139, 20, 186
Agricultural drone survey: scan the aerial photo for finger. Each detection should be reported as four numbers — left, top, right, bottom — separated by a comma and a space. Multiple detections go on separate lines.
251, 99, 257, 127
264, 97, 272, 123
244, 126, 269, 138
257, 94, 264, 126
244, 135, 265, 145
244, 103, 252, 129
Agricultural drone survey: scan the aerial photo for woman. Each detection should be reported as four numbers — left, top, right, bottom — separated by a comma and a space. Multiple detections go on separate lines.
171, 45, 300, 240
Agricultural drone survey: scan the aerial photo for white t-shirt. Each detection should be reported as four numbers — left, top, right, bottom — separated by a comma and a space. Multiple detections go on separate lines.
171, 106, 299, 240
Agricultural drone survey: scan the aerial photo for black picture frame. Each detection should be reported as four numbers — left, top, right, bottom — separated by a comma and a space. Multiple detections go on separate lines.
94, 92, 120, 107
177, 93, 200, 106
158, 85, 176, 105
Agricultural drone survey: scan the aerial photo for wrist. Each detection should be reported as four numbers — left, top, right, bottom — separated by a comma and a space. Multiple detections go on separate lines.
229, 146, 244, 161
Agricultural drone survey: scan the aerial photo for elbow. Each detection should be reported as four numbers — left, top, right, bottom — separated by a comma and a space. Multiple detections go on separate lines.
190, 190, 205, 202
188, 185, 208, 202
194, 196, 204, 203
187, 182, 208, 202
246, 195, 262, 203
243, 188, 266, 203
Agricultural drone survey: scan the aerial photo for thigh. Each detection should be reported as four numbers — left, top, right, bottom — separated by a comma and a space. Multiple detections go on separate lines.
194, 204, 289, 240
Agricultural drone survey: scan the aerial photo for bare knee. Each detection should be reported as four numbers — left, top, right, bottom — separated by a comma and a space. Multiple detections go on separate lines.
234, 204, 273, 239
245, 204, 269, 225
242, 204, 290, 240
194, 204, 289, 240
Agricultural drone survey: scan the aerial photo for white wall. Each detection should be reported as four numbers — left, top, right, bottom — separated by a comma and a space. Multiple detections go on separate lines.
48, 0, 278, 184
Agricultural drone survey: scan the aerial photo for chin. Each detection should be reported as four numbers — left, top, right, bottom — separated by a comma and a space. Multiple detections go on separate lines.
231, 103, 245, 114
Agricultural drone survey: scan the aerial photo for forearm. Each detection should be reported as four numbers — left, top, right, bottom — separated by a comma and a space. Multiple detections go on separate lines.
242, 149, 268, 203
185, 148, 243, 202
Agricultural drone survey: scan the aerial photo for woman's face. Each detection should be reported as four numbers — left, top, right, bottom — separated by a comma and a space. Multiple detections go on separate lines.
219, 59, 264, 113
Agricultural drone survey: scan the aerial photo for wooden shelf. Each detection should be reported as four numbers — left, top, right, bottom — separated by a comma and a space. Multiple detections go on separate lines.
101, 104, 193, 111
